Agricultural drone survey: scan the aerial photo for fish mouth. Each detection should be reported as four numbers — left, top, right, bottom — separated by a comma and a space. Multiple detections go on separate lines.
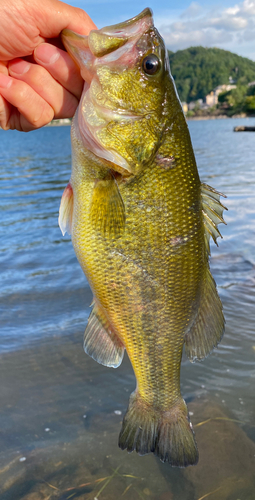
102, 7, 153, 33
61, 8, 154, 117
61, 8, 153, 65
61, 9, 159, 174
90, 8, 153, 58
62, 8, 153, 59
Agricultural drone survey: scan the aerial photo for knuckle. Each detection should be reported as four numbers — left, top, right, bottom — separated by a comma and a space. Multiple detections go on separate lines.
34, 65, 49, 87
16, 82, 31, 103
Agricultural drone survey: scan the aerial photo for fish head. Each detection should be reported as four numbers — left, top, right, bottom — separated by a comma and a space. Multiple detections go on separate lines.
62, 9, 170, 176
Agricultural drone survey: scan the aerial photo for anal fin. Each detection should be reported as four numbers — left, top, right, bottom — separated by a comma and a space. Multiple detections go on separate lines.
185, 268, 225, 362
84, 302, 124, 368
58, 182, 73, 236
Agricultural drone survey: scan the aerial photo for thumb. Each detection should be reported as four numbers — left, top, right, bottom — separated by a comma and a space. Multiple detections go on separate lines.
32, 0, 97, 37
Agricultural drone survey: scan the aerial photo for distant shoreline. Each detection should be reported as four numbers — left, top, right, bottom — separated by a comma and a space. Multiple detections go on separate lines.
1, 115, 254, 131
46, 119, 72, 126
45, 114, 255, 126
186, 114, 252, 121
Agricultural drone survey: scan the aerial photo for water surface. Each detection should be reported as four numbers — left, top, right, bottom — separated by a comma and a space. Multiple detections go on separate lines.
0, 118, 255, 500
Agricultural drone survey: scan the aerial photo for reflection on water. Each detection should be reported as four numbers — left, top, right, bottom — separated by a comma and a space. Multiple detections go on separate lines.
0, 119, 255, 499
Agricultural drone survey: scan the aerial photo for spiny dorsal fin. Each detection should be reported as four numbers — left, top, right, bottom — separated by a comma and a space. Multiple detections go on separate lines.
185, 267, 225, 362
58, 182, 73, 236
84, 302, 124, 368
201, 183, 227, 252
90, 177, 125, 239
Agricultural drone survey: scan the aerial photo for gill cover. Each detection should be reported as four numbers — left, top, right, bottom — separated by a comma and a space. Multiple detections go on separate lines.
61, 9, 169, 174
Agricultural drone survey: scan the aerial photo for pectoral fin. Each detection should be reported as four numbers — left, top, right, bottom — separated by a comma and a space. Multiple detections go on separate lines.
58, 183, 73, 236
90, 177, 125, 239
84, 302, 124, 368
185, 268, 225, 362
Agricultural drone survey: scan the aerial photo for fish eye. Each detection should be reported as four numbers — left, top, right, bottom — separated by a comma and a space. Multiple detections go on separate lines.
142, 54, 160, 75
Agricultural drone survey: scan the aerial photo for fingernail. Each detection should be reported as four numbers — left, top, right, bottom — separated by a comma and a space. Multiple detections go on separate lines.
35, 44, 60, 65
9, 59, 30, 75
0, 74, 12, 88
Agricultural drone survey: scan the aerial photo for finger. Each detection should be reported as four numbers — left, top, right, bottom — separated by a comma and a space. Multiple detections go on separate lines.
0, 94, 12, 130
0, 94, 30, 132
8, 58, 79, 118
34, 43, 83, 99
0, 73, 54, 131
0, 90, 35, 132
0, 61, 8, 75
32, 0, 97, 37
0, 0, 96, 61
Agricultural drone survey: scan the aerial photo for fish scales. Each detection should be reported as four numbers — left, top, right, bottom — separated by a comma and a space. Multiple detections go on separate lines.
72, 122, 202, 405
59, 8, 226, 466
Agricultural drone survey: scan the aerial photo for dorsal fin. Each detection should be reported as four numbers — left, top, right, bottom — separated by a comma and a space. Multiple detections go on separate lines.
201, 183, 227, 253
84, 302, 124, 368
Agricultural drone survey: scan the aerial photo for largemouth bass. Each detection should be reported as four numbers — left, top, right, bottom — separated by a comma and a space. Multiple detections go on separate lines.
59, 8, 226, 467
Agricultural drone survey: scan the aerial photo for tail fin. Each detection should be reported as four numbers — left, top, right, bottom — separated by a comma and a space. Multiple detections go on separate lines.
118, 392, 198, 467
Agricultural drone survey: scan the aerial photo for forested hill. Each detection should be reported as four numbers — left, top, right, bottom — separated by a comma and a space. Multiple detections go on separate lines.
168, 47, 255, 103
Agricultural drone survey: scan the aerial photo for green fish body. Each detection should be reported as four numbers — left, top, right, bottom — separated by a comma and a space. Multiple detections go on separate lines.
59, 8, 226, 466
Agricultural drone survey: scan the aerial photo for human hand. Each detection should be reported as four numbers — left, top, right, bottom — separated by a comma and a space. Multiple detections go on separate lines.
0, 0, 96, 131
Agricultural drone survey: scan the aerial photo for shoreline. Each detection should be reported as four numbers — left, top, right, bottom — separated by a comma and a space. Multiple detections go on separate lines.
186, 113, 255, 121
45, 114, 255, 126
46, 118, 72, 126
1, 115, 254, 131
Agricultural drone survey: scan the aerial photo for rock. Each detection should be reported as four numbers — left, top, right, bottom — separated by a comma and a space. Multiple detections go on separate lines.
234, 126, 255, 132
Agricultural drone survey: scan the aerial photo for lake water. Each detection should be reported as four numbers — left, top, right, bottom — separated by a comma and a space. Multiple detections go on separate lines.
0, 118, 255, 500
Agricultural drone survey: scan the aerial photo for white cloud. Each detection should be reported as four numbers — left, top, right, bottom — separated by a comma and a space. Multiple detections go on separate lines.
242, 0, 255, 14
180, 2, 202, 19
225, 6, 240, 15
157, 0, 255, 60
208, 16, 248, 30
162, 28, 232, 49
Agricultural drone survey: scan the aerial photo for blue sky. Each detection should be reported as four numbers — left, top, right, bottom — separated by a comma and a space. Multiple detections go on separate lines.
65, 0, 255, 60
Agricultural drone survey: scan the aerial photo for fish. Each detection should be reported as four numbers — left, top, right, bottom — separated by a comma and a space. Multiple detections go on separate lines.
59, 8, 227, 467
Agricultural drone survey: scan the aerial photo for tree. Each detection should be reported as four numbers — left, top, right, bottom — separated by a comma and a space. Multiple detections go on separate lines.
169, 47, 255, 103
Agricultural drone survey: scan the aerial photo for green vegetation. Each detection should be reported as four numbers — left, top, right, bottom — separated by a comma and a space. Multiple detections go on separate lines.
218, 85, 255, 115
169, 46, 255, 103
186, 106, 218, 119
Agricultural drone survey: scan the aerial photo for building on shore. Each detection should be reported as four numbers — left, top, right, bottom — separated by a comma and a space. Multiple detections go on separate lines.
182, 102, 188, 113
205, 84, 236, 107
181, 83, 238, 113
